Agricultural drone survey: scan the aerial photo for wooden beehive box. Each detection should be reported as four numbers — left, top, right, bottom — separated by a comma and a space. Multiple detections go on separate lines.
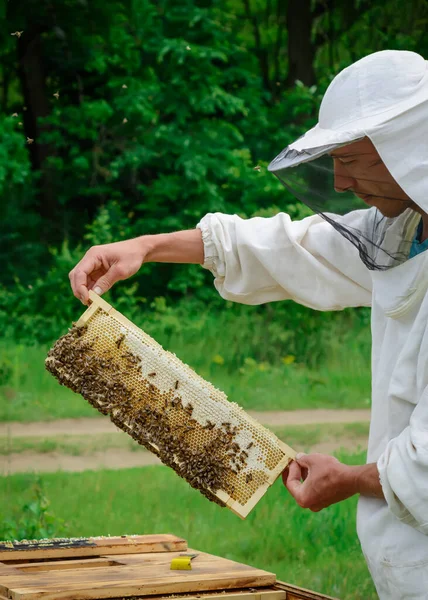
0, 535, 339, 600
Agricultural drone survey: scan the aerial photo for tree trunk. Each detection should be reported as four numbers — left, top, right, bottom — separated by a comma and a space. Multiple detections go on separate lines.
286, 0, 316, 87
242, 0, 271, 92
17, 30, 57, 236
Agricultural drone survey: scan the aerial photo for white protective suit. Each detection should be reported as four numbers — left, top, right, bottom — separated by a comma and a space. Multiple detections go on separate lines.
197, 50, 428, 599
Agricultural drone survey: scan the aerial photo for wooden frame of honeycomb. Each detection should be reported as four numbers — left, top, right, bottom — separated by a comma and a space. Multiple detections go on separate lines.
45, 291, 296, 519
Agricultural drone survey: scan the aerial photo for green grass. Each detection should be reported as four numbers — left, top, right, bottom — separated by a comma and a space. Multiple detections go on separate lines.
273, 422, 369, 453
0, 422, 370, 456
0, 451, 376, 600
0, 334, 371, 422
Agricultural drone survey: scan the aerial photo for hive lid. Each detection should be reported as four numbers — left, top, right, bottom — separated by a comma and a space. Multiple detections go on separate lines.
0, 540, 277, 600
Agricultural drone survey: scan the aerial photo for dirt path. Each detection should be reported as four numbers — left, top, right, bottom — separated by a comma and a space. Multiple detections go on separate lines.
1, 449, 162, 474
0, 409, 370, 475
1, 437, 368, 475
0, 409, 371, 438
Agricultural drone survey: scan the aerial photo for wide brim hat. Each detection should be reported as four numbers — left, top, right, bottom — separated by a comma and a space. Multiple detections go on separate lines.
268, 50, 428, 172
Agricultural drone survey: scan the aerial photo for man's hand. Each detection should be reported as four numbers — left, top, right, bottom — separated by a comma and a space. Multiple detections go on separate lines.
69, 229, 204, 305
283, 453, 384, 512
69, 238, 149, 305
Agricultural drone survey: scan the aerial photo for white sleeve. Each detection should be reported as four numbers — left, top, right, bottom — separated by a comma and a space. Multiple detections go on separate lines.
196, 210, 373, 310
377, 387, 428, 535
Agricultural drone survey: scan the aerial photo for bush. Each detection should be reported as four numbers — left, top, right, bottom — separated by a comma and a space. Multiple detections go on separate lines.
0, 478, 67, 541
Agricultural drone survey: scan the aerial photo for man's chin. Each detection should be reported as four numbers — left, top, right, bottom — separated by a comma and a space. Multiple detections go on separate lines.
358, 195, 411, 218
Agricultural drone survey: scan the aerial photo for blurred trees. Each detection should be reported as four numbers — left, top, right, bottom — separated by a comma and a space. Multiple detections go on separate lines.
1, 0, 428, 339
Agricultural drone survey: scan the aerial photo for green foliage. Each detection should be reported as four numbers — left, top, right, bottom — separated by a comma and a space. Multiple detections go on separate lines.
0, 478, 67, 541
1, 0, 327, 303
0, 0, 425, 370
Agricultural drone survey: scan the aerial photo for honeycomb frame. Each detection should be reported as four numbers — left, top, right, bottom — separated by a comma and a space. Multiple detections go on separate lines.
45, 291, 296, 518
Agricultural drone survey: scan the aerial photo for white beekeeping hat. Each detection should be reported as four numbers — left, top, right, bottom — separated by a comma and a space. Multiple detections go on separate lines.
268, 50, 428, 270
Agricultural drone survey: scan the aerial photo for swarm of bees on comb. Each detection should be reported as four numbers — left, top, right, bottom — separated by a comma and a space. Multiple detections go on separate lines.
45, 292, 295, 518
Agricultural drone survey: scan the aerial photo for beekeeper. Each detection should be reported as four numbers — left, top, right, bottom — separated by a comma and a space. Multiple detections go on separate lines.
70, 50, 428, 598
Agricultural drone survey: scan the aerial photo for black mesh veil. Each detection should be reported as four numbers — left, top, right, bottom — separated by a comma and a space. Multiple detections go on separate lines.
268, 141, 420, 271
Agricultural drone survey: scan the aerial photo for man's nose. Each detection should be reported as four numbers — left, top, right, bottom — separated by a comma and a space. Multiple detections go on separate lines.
333, 161, 356, 193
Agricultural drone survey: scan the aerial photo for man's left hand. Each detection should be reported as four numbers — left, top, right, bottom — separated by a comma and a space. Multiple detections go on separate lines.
283, 453, 359, 512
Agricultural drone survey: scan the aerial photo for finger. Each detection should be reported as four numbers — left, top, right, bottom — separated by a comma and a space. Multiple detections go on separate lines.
281, 467, 290, 485
72, 254, 99, 304
285, 461, 304, 498
93, 263, 126, 295
69, 267, 88, 305
294, 453, 311, 480
301, 466, 309, 481
295, 452, 310, 467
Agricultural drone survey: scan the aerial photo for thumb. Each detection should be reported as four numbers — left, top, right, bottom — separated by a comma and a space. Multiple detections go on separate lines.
285, 460, 303, 497
295, 452, 311, 468
93, 264, 124, 295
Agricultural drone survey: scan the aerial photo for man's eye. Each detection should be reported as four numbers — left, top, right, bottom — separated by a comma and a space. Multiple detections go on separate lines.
339, 159, 356, 165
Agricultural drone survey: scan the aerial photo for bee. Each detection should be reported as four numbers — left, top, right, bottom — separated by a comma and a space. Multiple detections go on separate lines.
11, 113, 18, 118
246, 442, 254, 450
26, 137, 34, 144
175, 380, 179, 390
253, 165, 261, 172
186, 45, 191, 50
123, 118, 128, 124
53, 91, 60, 100
122, 84, 128, 89
246, 473, 253, 484
115, 334, 125, 349
11, 31, 24, 38
148, 372, 156, 377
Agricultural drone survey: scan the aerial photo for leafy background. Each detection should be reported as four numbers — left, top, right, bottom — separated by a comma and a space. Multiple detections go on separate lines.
1, 0, 427, 346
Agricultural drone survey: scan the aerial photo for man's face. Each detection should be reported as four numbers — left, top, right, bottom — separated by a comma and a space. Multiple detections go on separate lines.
330, 138, 413, 218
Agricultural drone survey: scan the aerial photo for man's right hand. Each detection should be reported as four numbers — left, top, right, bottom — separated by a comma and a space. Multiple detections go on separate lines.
69, 229, 205, 304
69, 237, 150, 305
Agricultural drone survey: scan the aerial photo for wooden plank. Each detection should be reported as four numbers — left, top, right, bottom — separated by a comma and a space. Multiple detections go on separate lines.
9, 571, 276, 600
0, 564, 21, 577
276, 441, 297, 461
75, 301, 100, 327
0, 535, 187, 561
1, 550, 276, 600
1, 551, 274, 588
136, 588, 286, 600
10, 558, 127, 573
275, 581, 339, 600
